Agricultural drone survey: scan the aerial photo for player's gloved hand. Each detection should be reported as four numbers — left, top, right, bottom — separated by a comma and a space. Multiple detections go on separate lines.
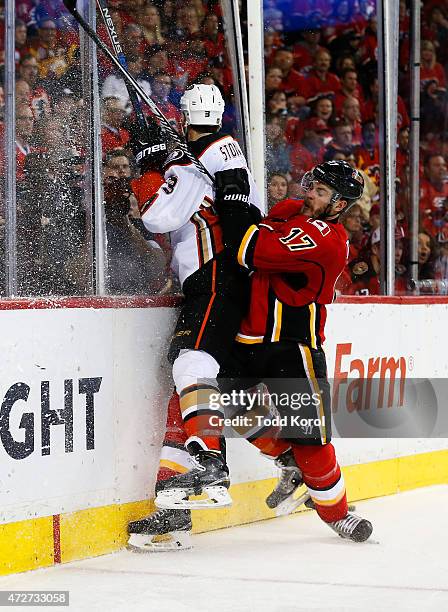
214, 168, 261, 256
130, 119, 168, 174
214, 168, 251, 211
214, 168, 261, 224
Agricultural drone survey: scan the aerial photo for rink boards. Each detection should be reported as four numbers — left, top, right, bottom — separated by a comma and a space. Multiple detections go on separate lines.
1, 296, 447, 575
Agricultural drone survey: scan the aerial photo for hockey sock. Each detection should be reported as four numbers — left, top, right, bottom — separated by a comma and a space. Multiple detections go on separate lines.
180, 384, 224, 452
291, 443, 348, 522
157, 392, 193, 482
229, 383, 290, 458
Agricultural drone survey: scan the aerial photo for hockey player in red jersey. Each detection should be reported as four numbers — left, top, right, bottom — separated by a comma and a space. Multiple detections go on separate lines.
213, 160, 373, 543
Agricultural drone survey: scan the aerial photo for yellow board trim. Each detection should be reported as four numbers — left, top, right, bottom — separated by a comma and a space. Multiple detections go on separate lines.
0, 516, 54, 575
1, 450, 448, 575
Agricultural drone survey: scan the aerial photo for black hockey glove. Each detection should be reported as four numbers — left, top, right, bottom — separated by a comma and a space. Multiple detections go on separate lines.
214, 168, 261, 256
130, 120, 168, 174
214, 167, 251, 212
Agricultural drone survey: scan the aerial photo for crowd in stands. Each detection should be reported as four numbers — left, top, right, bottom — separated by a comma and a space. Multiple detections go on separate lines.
264, 0, 448, 294
0, 0, 448, 296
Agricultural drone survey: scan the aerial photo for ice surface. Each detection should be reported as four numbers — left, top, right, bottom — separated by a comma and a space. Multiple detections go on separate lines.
1, 486, 448, 612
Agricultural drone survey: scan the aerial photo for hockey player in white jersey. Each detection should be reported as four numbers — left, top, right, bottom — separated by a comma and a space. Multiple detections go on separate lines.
127, 84, 262, 551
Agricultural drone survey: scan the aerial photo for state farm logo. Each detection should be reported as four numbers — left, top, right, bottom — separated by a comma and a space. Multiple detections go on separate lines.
332, 343, 407, 413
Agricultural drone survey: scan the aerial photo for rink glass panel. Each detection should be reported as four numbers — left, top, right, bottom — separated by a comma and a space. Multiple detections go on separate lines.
263, 1, 387, 296
11, 1, 94, 297
398, 2, 448, 296
95, 0, 247, 296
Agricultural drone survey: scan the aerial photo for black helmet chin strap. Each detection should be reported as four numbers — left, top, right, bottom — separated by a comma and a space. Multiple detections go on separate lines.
317, 190, 343, 221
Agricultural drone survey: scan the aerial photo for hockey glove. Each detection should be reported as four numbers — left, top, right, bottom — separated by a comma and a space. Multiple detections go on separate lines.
130, 120, 168, 174
214, 167, 251, 212
214, 168, 260, 257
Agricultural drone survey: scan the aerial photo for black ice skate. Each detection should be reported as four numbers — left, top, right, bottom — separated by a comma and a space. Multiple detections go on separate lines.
327, 512, 373, 542
155, 450, 232, 509
127, 508, 192, 552
266, 449, 311, 516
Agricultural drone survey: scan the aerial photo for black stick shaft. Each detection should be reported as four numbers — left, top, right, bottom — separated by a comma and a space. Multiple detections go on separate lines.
63, 0, 214, 183
95, 0, 149, 136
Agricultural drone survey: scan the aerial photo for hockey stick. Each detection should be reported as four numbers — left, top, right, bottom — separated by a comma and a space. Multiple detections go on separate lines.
63, 0, 214, 183
95, 0, 149, 137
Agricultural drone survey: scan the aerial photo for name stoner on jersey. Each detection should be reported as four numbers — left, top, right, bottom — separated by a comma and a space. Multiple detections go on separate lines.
135, 87, 261, 287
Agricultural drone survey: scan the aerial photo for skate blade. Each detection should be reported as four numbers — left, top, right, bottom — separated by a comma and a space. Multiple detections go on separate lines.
127, 531, 192, 552
275, 489, 311, 517
155, 486, 232, 510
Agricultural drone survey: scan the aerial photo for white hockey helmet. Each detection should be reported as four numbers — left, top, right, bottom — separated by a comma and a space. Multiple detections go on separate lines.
180, 84, 225, 127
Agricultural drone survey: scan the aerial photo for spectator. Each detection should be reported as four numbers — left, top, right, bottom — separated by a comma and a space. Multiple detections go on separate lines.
345, 150, 377, 218
102, 54, 151, 115
305, 48, 341, 102
266, 117, 291, 175
200, 12, 225, 61
344, 228, 381, 295
33, 115, 67, 151
15, 79, 32, 106
15, 19, 29, 63
419, 154, 448, 238
121, 24, 145, 58
272, 48, 307, 109
354, 119, 380, 186
290, 118, 328, 180
29, 19, 68, 79
340, 203, 364, 261
0, 86, 4, 122
266, 90, 289, 119
13, 103, 36, 179
264, 29, 283, 65
340, 96, 362, 145
267, 172, 289, 209
103, 149, 133, 179
265, 67, 284, 94
312, 95, 335, 124
333, 68, 364, 116
396, 126, 410, 182
139, 4, 166, 48
52, 88, 83, 149
17, 150, 87, 296
292, 27, 324, 74
334, 53, 357, 75
101, 96, 130, 154
424, 7, 448, 64
325, 117, 354, 160
418, 230, 438, 280
150, 72, 182, 129
102, 163, 167, 295
146, 46, 170, 79
18, 55, 51, 119
364, 76, 410, 129
420, 39, 447, 93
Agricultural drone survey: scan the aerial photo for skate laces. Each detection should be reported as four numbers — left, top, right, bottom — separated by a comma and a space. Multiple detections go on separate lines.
332, 513, 362, 534
151, 508, 172, 521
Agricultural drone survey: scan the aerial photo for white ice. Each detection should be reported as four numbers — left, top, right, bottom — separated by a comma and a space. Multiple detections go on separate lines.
1, 486, 448, 612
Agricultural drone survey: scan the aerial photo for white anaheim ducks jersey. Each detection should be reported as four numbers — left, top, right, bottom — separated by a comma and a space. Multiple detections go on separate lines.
141, 133, 262, 286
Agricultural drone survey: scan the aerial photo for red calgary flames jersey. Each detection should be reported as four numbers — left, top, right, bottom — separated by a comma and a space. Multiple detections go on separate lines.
236, 199, 348, 348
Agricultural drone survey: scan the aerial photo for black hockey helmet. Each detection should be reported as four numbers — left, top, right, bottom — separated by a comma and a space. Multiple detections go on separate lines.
310, 160, 364, 202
